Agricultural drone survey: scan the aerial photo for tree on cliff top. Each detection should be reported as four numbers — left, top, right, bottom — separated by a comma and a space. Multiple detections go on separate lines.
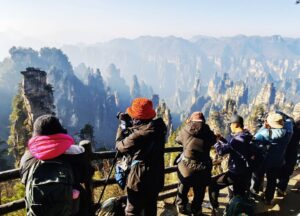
7, 87, 31, 167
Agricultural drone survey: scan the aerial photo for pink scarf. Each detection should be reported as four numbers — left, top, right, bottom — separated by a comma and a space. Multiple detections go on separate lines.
28, 133, 74, 160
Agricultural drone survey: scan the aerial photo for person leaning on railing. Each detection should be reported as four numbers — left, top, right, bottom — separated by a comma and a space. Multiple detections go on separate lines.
174, 112, 216, 215
208, 115, 253, 213
251, 112, 294, 205
115, 98, 167, 216
20, 115, 93, 216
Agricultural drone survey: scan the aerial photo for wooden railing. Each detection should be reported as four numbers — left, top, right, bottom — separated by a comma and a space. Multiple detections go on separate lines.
0, 142, 182, 215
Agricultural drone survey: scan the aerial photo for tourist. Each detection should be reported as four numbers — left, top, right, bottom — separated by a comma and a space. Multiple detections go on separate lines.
20, 115, 93, 216
209, 115, 253, 212
175, 112, 216, 215
251, 112, 293, 204
115, 98, 167, 216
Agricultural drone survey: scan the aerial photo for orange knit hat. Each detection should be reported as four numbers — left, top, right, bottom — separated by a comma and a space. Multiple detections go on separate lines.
127, 98, 156, 120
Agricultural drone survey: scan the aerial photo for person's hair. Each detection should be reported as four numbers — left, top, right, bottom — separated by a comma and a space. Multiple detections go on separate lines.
33, 114, 67, 136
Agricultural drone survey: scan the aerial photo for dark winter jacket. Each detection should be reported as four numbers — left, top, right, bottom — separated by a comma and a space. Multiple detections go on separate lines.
20, 150, 93, 216
115, 118, 167, 193
175, 121, 216, 162
20, 150, 92, 187
175, 121, 216, 178
214, 130, 253, 175
283, 120, 300, 175
254, 118, 293, 168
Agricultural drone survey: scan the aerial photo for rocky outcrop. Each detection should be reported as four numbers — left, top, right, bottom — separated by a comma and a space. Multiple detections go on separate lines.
21, 67, 55, 124
48, 66, 119, 148
156, 100, 173, 137
274, 91, 286, 108
224, 81, 248, 107
253, 83, 276, 107
293, 103, 300, 118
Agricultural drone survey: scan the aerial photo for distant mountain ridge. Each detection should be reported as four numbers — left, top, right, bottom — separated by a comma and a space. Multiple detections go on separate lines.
1, 35, 300, 147
62, 35, 300, 111
0, 47, 153, 148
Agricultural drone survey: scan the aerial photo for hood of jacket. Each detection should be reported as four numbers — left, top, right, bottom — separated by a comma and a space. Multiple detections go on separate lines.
28, 133, 74, 160
131, 117, 167, 137
184, 121, 212, 138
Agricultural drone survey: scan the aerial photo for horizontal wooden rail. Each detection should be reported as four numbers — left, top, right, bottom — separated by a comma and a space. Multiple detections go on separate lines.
0, 184, 179, 214
93, 166, 177, 188
92, 147, 182, 160
0, 147, 182, 183
0, 147, 182, 214
158, 189, 178, 201
0, 168, 20, 183
0, 198, 25, 215
160, 183, 178, 192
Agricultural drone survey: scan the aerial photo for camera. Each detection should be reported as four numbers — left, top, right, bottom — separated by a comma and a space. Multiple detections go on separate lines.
116, 112, 132, 130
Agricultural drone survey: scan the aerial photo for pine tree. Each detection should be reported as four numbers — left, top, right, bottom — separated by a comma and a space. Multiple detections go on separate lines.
0, 139, 9, 171
245, 104, 266, 133
7, 88, 31, 167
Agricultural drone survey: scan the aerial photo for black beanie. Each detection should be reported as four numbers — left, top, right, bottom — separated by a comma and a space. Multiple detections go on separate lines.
33, 114, 67, 136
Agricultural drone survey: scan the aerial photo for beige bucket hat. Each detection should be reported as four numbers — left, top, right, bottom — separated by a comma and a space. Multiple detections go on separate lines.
267, 112, 284, 129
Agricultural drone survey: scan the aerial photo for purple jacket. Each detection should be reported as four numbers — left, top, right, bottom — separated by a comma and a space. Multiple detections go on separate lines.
214, 130, 253, 174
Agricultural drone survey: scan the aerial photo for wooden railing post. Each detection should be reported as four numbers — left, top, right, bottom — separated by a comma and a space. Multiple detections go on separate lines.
79, 140, 95, 215
0, 146, 182, 215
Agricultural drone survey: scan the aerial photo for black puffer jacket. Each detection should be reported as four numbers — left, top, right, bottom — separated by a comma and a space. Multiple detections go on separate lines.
284, 119, 300, 174
20, 150, 94, 216
175, 121, 216, 162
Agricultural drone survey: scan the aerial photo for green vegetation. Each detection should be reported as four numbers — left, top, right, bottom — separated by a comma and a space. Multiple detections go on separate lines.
0, 139, 10, 171
0, 181, 25, 216
245, 104, 266, 134
207, 110, 226, 135
7, 88, 31, 167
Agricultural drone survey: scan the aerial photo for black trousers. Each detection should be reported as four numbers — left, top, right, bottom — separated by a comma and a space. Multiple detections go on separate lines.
209, 171, 250, 208
277, 156, 298, 191
252, 167, 280, 201
125, 188, 158, 216
176, 167, 211, 212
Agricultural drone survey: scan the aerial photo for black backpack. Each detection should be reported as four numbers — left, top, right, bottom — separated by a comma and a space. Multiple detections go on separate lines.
25, 159, 75, 216
229, 140, 267, 172
248, 141, 268, 171
224, 195, 255, 216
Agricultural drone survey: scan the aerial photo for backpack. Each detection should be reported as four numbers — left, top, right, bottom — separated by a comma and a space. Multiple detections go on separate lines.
229, 140, 267, 172
115, 155, 132, 190
224, 195, 255, 216
25, 159, 75, 216
248, 141, 268, 171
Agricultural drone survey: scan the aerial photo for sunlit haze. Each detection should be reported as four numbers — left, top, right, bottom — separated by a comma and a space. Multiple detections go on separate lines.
0, 0, 299, 59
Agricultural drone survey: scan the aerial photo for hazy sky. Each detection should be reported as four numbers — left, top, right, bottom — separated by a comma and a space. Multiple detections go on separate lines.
0, 0, 300, 55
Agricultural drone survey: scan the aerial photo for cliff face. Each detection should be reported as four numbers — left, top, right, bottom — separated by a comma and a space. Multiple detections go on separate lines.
47, 66, 119, 148
293, 103, 300, 118
253, 83, 276, 107
224, 81, 248, 107
188, 71, 299, 125
0, 48, 125, 148
61, 35, 300, 114
155, 100, 173, 137
21, 67, 55, 124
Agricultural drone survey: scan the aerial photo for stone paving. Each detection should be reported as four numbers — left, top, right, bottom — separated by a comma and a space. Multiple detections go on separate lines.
158, 170, 300, 216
